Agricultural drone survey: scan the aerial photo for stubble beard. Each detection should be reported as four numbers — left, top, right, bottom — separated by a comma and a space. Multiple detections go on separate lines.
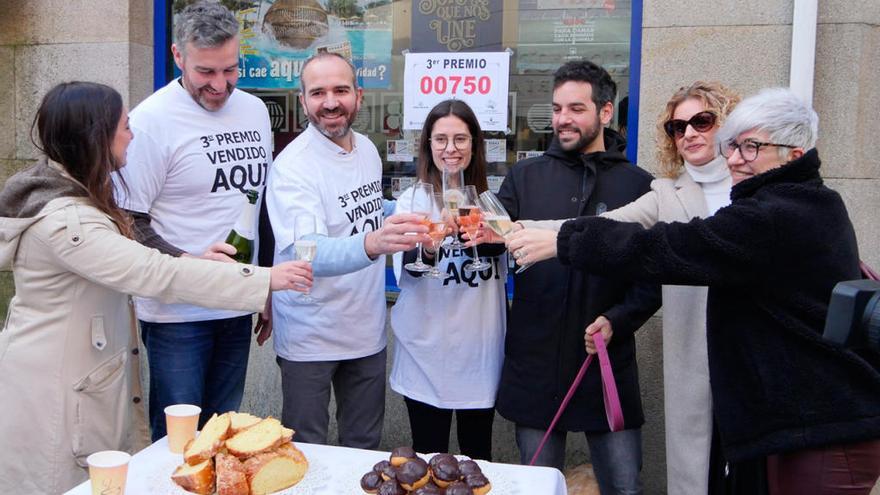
305, 101, 358, 140
182, 74, 234, 112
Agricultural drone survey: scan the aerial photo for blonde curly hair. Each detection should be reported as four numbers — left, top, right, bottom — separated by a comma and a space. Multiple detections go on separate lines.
655, 81, 741, 179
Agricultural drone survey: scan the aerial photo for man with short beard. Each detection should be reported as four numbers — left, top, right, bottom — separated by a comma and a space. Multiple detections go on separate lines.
114, 1, 275, 442
265, 52, 430, 449
496, 60, 660, 493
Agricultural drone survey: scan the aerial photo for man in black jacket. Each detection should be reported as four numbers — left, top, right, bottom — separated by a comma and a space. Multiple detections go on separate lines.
497, 60, 660, 493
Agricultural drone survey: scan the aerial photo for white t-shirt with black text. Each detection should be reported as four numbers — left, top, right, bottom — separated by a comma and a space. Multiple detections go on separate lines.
115, 79, 273, 323
266, 124, 387, 362
389, 186, 508, 409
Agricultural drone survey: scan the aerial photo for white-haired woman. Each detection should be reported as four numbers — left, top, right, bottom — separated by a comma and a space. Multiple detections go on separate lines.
508, 87, 880, 494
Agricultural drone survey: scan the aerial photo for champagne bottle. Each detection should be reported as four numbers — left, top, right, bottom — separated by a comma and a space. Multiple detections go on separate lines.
225, 189, 259, 264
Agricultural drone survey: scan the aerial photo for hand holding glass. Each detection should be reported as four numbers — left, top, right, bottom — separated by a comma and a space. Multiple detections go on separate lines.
479, 190, 533, 273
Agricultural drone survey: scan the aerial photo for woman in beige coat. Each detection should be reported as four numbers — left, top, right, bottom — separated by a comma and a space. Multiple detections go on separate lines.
0, 81, 312, 494
505, 82, 740, 494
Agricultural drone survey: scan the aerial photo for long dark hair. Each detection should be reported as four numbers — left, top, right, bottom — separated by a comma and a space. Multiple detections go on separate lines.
31, 82, 133, 237
417, 99, 489, 193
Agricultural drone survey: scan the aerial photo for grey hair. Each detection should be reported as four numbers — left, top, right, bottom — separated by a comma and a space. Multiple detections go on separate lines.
300, 52, 359, 91
173, 1, 239, 52
717, 87, 819, 159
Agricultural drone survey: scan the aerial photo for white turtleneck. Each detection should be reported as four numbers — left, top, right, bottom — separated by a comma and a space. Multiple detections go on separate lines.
684, 155, 731, 216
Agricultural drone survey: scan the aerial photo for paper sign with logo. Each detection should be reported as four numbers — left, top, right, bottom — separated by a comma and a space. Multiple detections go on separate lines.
402, 52, 510, 131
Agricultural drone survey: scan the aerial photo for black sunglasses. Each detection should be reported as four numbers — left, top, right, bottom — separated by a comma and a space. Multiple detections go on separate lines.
663, 111, 717, 138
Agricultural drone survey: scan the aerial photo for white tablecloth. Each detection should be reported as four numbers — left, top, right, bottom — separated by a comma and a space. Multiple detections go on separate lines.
66, 437, 567, 494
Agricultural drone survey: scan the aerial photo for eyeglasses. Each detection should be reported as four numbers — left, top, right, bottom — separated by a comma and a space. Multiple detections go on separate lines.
663, 111, 717, 138
720, 139, 797, 162
430, 134, 472, 151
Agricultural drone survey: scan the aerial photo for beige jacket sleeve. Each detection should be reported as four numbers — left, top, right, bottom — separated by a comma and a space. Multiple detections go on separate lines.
36, 203, 271, 312
518, 184, 661, 232
519, 219, 570, 231
600, 186, 660, 228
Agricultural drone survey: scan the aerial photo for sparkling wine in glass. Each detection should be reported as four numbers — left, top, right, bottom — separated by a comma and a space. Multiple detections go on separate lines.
460, 185, 491, 273
424, 193, 448, 279
404, 182, 434, 273
479, 190, 533, 273
294, 213, 319, 303
441, 166, 465, 248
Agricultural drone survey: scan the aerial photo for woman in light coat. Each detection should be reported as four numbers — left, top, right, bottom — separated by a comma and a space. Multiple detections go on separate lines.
0, 81, 312, 493
505, 81, 740, 494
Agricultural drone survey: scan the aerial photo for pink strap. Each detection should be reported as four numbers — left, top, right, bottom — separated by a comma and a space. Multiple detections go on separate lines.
528, 333, 624, 466
861, 260, 879, 281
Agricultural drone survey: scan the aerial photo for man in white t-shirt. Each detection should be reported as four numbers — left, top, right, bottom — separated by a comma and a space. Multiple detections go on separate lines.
114, 2, 273, 441
266, 53, 430, 448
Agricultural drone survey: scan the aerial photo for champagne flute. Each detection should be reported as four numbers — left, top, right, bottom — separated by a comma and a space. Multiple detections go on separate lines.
424, 193, 448, 279
460, 185, 492, 273
294, 214, 318, 303
479, 190, 534, 274
441, 166, 465, 249
404, 182, 434, 272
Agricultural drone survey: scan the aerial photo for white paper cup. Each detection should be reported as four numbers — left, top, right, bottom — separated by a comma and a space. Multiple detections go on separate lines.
87, 450, 131, 495
164, 404, 201, 453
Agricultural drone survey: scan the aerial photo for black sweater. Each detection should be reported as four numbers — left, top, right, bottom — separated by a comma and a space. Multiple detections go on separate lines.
557, 149, 880, 461
495, 131, 661, 432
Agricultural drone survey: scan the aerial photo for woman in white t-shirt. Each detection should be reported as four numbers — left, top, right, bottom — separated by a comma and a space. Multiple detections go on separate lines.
390, 100, 507, 461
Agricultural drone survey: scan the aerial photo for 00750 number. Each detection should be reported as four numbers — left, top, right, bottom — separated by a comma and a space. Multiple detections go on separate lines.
419, 75, 491, 95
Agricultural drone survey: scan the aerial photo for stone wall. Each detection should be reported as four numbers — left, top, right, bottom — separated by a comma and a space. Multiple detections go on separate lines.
0, 0, 153, 322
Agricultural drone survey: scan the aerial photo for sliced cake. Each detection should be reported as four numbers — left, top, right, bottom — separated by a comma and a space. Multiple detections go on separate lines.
184, 412, 231, 465
244, 443, 309, 495
171, 458, 214, 495
215, 452, 249, 495
229, 411, 261, 434
225, 417, 284, 458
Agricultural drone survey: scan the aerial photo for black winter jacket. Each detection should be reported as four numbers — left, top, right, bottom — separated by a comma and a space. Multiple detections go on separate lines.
557, 149, 880, 461
496, 130, 661, 432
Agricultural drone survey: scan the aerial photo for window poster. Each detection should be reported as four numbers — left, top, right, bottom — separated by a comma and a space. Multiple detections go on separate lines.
516, 0, 630, 75
172, 0, 393, 89
411, 0, 504, 52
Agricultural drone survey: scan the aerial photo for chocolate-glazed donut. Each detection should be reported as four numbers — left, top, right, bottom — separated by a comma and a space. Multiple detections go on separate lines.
397, 458, 430, 490
444, 480, 475, 495
360, 470, 383, 493
431, 458, 461, 487
465, 472, 492, 495
379, 462, 398, 481
412, 481, 445, 495
373, 460, 392, 474
390, 446, 418, 466
458, 459, 482, 477
376, 479, 406, 495
429, 453, 457, 471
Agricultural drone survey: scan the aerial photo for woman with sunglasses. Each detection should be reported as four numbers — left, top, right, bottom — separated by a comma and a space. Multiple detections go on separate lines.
510, 87, 880, 494
608, 82, 741, 494
389, 100, 507, 461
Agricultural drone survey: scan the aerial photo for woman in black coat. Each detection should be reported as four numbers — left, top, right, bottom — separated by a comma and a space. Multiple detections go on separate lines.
507, 87, 880, 495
